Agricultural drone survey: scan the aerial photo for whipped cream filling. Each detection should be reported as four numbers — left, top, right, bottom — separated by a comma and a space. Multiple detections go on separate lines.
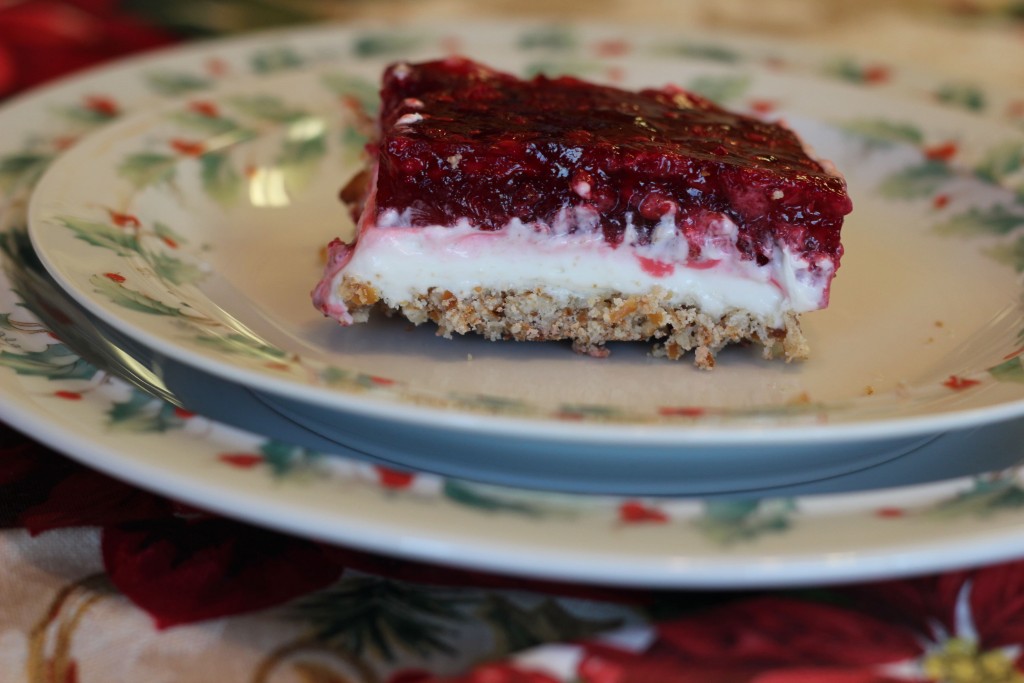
314, 207, 834, 327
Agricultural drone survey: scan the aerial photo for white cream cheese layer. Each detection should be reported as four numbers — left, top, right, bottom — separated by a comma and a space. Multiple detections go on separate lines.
318, 211, 833, 326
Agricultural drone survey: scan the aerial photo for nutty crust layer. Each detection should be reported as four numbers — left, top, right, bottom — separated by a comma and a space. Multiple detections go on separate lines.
336, 277, 808, 369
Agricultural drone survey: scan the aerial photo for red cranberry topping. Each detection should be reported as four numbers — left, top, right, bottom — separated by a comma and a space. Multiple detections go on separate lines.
373, 58, 852, 266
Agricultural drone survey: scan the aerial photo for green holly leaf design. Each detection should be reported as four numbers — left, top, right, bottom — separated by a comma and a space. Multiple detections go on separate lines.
107, 388, 188, 432
518, 25, 576, 51
930, 474, 1024, 518
685, 75, 751, 104
658, 41, 740, 63
0, 152, 54, 194
89, 274, 181, 316
442, 481, 544, 517
228, 94, 307, 124
990, 356, 1024, 382
55, 103, 120, 125
0, 343, 96, 380
935, 82, 987, 112
694, 498, 795, 545
556, 403, 624, 420
321, 72, 380, 117
822, 58, 888, 85
451, 392, 532, 416
145, 71, 213, 96
145, 249, 205, 287
118, 152, 178, 189
838, 119, 925, 148
985, 235, 1024, 273
250, 46, 305, 73
825, 59, 865, 83
259, 439, 320, 476
319, 365, 353, 386
934, 205, 1024, 236
878, 160, 955, 199
477, 595, 625, 657
279, 127, 327, 192
170, 109, 247, 137
974, 140, 1024, 184
351, 32, 423, 58
58, 217, 141, 257
193, 332, 289, 361
198, 152, 243, 206
152, 221, 188, 248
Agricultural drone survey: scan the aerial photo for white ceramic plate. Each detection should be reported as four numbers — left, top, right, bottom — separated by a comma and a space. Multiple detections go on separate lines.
26, 29, 1024, 490
5, 21, 1024, 583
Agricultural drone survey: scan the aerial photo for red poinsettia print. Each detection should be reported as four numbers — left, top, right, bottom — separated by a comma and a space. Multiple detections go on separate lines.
1, 421, 172, 533
943, 375, 981, 391
415, 663, 561, 683
1, 424, 345, 627
567, 564, 1024, 683
19, 468, 173, 534
102, 518, 345, 628
574, 598, 917, 683
618, 500, 669, 524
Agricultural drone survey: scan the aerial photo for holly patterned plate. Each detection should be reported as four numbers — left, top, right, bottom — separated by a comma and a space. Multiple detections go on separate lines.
5, 21, 1024, 583
24, 29, 1024, 491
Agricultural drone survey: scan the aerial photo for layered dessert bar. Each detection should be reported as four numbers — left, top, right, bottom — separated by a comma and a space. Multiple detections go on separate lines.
312, 57, 852, 367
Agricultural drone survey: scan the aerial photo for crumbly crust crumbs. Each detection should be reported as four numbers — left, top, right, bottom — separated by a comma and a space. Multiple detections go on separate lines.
334, 277, 808, 369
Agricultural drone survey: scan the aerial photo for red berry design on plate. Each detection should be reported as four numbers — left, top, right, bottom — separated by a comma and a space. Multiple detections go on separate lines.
54, 390, 83, 400
103, 272, 126, 283
107, 209, 140, 228
862, 64, 891, 84
206, 57, 229, 77
593, 39, 630, 57
52, 136, 77, 151
604, 66, 625, 83
84, 95, 119, 117
170, 138, 206, 156
218, 453, 263, 469
619, 500, 669, 524
375, 465, 416, 489
943, 375, 980, 391
748, 99, 777, 115
658, 406, 706, 418
439, 36, 462, 55
188, 100, 220, 118
924, 141, 958, 162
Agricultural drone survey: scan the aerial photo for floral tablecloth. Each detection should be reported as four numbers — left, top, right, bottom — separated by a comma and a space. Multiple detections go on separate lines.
4, 1, 1024, 681
7, 418, 1024, 683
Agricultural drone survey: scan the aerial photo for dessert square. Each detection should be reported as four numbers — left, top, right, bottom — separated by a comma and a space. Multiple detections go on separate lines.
313, 57, 852, 367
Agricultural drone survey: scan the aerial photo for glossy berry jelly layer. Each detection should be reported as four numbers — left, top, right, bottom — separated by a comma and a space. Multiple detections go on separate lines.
373, 57, 852, 268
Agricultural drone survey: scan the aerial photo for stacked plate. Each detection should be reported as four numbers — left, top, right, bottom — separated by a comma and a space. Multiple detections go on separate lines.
4, 21, 1024, 587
